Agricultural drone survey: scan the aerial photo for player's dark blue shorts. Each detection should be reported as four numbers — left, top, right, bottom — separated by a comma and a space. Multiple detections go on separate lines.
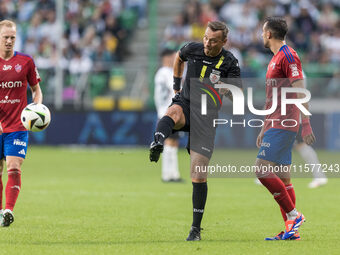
0, 131, 29, 160
257, 128, 297, 165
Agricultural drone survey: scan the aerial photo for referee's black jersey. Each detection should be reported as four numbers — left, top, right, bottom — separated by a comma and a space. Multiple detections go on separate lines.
179, 42, 241, 105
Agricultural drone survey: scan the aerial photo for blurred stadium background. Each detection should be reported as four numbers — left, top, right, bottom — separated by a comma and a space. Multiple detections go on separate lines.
1, 0, 339, 149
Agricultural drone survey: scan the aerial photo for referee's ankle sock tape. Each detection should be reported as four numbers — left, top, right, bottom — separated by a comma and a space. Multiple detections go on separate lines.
192, 182, 208, 228
154, 116, 175, 144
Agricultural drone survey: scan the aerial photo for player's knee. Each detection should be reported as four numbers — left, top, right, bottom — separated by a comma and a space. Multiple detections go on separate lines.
280, 178, 291, 185
6, 158, 23, 170
191, 178, 207, 183
7, 163, 21, 171
165, 105, 183, 124
191, 164, 209, 180
164, 138, 178, 147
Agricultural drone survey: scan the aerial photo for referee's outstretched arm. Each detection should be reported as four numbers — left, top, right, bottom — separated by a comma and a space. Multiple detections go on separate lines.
172, 52, 185, 94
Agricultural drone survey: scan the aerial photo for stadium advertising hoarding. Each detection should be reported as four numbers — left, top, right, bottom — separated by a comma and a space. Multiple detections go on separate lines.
29, 110, 330, 149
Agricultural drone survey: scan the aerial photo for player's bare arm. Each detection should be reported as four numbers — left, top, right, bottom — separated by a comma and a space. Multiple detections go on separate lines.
31, 83, 43, 104
256, 126, 265, 148
173, 52, 184, 94
256, 104, 267, 148
224, 90, 233, 101
291, 79, 316, 145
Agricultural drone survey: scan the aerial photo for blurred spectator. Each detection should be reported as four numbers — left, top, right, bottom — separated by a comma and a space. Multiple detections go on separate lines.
124, 0, 147, 28
318, 3, 338, 31
0, 1, 10, 20
320, 24, 340, 63
184, 0, 201, 24
1, 0, 339, 102
66, 15, 84, 45
4, 0, 140, 69
327, 70, 340, 98
69, 49, 93, 74
35, 37, 55, 69
200, 3, 218, 25
17, 0, 36, 22
104, 14, 128, 60
164, 14, 191, 44
295, 6, 316, 35
23, 36, 37, 56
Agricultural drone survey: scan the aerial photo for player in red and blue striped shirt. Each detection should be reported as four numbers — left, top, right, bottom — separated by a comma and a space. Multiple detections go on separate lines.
0, 20, 43, 227
255, 17, 315, 241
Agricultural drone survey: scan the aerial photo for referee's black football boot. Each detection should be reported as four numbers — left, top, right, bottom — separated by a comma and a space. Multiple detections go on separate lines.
186, 226, 202, 241
149, 141, 163, 162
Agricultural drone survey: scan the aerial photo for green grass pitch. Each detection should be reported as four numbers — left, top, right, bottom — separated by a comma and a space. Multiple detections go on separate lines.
0, 147, 339, 254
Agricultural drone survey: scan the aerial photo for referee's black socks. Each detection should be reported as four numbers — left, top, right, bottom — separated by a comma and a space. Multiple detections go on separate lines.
192, 182, 208, 229
154, 116, 175, 144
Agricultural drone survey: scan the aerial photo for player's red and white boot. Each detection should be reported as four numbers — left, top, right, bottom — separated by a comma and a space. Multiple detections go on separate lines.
1, 209, 14, 227
265, 231, 300, 240
265, 231, 284, 240
282, 212, 305, 240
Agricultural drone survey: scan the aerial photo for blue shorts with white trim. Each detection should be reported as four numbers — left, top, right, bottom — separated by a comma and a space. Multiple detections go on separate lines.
257, 128, 297, 165
0, 131, 29, 159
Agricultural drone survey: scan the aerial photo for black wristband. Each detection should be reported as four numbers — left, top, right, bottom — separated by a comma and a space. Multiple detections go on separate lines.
173, 77, 181, 91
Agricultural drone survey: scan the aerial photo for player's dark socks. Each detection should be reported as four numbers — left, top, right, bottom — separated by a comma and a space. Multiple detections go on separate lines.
192, 182, 208, 229
258, 173, 294, 213
154, 116, 175, 144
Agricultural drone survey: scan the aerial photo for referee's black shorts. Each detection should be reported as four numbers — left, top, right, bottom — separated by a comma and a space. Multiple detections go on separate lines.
170, 93, 216, 159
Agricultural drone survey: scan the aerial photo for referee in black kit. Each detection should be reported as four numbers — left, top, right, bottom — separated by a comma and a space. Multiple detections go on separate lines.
150, 21, 242, 241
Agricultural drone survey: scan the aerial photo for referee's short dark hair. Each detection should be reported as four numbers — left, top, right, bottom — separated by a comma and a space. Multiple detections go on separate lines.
207, 21, 229, 40
264, 17, 288, 40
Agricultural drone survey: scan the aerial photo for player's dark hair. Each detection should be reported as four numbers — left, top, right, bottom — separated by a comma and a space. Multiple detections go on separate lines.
207, 21, 229, 40
264, 17, 288, 40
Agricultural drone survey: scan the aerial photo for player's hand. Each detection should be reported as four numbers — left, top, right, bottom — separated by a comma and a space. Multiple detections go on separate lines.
219, 87, 230, 95
256, 131, 264, 148
303, 133, 316, 145
301, 118, 315, 145
174, 90, 180, 94
0, 122, 2, 135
